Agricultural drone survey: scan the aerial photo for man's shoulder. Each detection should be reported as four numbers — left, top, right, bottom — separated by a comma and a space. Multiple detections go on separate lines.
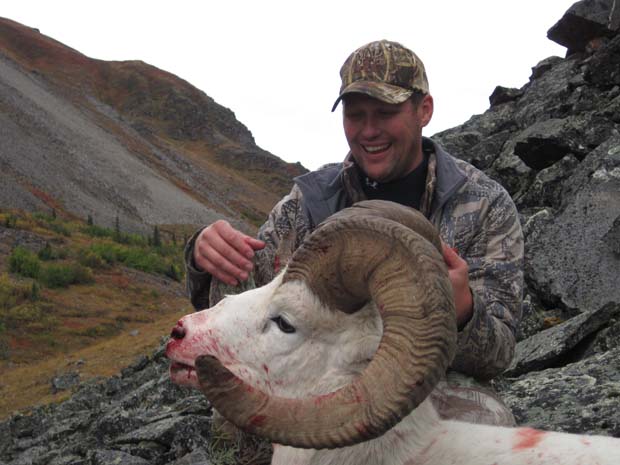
447, 155, 511, 203
294, 162, 345, 200
295, 162, 343, 184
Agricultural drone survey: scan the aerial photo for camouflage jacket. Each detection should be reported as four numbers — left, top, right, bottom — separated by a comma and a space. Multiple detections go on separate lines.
185, 137, 524, 380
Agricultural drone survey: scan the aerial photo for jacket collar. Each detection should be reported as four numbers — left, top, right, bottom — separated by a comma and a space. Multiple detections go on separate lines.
294, 137, 467, 225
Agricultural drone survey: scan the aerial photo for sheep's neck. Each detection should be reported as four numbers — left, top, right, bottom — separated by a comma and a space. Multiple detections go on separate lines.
271, 399, 442, 465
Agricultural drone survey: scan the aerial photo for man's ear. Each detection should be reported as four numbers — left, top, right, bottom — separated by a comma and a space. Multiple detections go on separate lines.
420, 94, 434, 127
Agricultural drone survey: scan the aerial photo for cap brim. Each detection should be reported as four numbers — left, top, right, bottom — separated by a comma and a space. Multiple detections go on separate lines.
331, 81, 414, 112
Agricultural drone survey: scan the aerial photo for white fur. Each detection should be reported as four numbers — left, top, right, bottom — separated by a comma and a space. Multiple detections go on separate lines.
166, 274, 620, 465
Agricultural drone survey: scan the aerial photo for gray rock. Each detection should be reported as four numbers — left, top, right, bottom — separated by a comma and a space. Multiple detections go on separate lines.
506, 303, 620, 376
548, 0, 619, 54
516, 154, 580, 209
530, 56, 564, 81
51, 371, 80, 394
497, 347, 620, 436
169, 448, 211, 465
510, 118, 588, 171
525, 135, 620, 311
90, 449, 150, 465
489, 86, 524, 107
583, 318, 620, 357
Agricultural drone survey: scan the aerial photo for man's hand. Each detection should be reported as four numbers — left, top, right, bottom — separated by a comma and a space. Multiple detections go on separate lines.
441, 243, 474, 330
193, 220, 265, 286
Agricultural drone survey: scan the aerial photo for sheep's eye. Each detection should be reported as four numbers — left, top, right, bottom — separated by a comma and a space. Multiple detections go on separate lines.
271, 316, 296, 334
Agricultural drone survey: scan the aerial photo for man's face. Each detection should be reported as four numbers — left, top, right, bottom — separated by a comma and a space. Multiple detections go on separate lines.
342, 93, 433, 182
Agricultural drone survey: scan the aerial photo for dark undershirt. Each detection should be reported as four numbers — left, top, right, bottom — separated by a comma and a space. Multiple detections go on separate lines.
359, 153, 429, 210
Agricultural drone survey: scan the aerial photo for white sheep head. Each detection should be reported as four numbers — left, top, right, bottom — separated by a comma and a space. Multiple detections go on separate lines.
166, 200, 456, 449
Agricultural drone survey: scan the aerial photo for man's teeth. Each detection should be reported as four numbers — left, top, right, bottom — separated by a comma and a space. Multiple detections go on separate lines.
364, 144, 389, 153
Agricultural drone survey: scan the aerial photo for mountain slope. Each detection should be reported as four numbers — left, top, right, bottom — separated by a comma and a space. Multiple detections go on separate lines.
0, 17, 306, 234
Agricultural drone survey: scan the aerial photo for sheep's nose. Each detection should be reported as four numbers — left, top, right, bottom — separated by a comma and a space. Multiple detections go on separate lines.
170, 323, 186, 340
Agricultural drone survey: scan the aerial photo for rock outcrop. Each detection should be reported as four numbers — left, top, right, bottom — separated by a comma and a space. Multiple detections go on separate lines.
1, 1, 619, 464
433, 0, 620, 436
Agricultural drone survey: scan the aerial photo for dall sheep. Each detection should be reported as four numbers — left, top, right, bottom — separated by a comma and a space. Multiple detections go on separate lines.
167, 200, 620, 465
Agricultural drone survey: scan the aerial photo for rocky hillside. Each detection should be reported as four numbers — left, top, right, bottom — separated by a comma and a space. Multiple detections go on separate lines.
0, 1, 619, 464
432, 0, 620, 436
0, 18, 306, 234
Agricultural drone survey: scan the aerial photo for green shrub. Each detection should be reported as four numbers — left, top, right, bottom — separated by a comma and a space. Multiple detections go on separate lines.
47, 221, 71, 237
5, 301, 45, 323
4, 214, 17, 228
9, 247, 41, 278
119, 248, 167, 274
82, 224, 114, 239
165, 263, 181, 282
86, 242, 123, 265
39, 263, 94, 288
0, 273, 37, 309
32, 212, 71, 236
38, 242, 53, 260
78, 249, 108, 269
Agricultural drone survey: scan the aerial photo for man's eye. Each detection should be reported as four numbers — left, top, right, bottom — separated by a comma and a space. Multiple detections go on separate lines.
270, 316, 296, 334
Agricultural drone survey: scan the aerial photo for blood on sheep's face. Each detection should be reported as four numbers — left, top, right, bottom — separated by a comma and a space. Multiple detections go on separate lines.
166, 274, 382, 398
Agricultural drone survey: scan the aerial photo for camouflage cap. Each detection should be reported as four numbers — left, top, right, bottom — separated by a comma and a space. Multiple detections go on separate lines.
331, 40, 429, 112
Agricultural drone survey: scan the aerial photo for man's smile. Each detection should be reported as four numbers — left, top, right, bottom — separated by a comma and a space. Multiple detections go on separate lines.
363, 143, 391, 154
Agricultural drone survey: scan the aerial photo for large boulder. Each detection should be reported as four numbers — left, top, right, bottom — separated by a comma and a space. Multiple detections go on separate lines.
548, 0, 620, 55
525, 135, 620, 311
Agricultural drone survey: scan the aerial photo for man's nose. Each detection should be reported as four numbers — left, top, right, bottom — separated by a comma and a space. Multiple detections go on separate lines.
361, 118, 381, 139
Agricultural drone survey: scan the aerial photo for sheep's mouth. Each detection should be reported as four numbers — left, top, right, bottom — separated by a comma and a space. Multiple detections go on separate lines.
169, 361, 199, 387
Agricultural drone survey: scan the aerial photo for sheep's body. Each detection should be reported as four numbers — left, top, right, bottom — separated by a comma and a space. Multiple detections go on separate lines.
274, 402, 620, 465
167, 275, 620, 465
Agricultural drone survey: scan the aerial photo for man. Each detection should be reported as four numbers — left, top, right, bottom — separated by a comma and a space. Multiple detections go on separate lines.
185, 40, 523, 425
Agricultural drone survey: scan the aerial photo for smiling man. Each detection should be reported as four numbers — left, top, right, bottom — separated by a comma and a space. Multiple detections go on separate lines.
185, 40, 524, 426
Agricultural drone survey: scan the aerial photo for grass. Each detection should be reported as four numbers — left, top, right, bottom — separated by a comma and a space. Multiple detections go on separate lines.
0, 208, 194, 418
0, 309, 186, 418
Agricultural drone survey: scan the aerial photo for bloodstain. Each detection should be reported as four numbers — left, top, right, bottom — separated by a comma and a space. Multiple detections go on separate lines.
249, 415, 267, 427
274, 256, 281, 273
354, 422, 368, 436
262, 364, 269, 374
342, 382, 366, 404
313, 391, 337, 406
513, 428, 546, 450
580, 438, 591, 446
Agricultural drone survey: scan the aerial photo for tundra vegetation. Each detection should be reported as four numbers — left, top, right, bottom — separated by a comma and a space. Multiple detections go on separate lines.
0, 208, 192, 417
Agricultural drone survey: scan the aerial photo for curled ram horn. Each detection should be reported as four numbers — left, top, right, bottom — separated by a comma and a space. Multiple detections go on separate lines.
195, 200, 457, 449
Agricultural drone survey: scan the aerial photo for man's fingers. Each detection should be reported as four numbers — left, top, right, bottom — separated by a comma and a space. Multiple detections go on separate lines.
206, 231, 254, 272
441, 243, 460, 268
192, 220, 263, 285
197, 245, 248, 285
216, 222, 258, 260
244, 236, 266, 252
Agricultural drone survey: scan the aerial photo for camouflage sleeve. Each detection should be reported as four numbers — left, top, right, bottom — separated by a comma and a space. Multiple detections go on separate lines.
184, 226, 211, 311
183, 185, 309, 309
449, 189, 524, 380
252, 184, 309, 288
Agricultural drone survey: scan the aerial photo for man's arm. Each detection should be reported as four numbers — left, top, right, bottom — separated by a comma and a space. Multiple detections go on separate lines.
184, 185, 307, 309
448, 189, 524, 380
